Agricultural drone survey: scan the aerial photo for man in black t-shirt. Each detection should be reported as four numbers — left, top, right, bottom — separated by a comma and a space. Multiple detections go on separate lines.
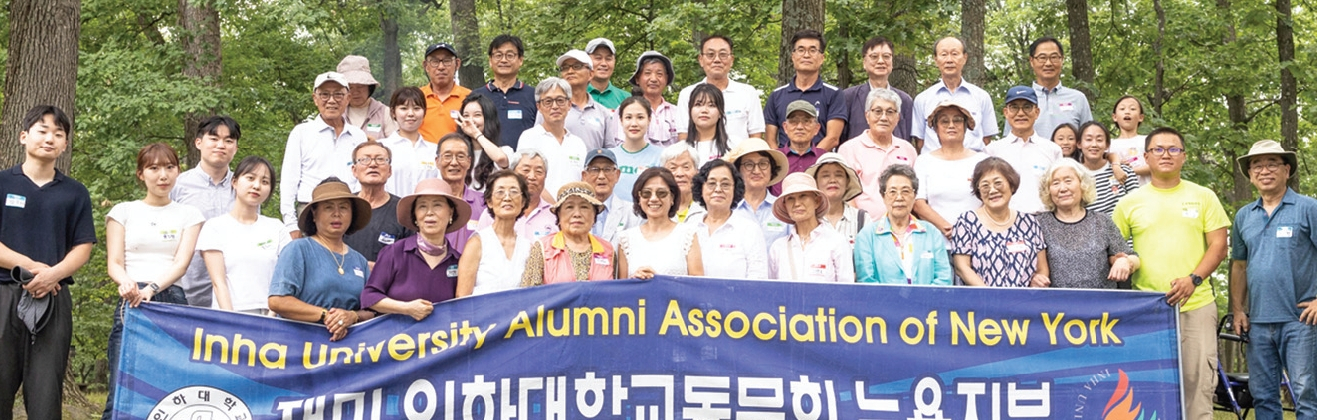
344, 141, 414, 267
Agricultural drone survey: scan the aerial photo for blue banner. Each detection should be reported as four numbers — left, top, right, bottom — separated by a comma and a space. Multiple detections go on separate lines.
114, 276, 1181, 420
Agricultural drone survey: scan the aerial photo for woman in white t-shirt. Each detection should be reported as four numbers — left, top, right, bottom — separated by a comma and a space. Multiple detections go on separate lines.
103, 143, 204, 418
617, 167, 704, 278
1108, 95, 1150, 185
684, 84, 740, 165
912, 100, 987, 238
197, 156, 287, 315
457, 170, 532, 296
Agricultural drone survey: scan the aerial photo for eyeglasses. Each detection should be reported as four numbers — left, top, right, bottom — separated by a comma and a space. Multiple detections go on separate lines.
703, 181, 733, 191
868, 108, 899, 118
977, 180, 1008, 192
1149, 147, 1185, 156
792, 47, 822, 56
1005, 103, 1037, 113
585, 166, 618, 175
316, 91, 347, 102
439, 153, 469, 163
936, 116, 967, 126
354, 156, 390, 165
865, 53, 894, 62
639, 189, 671, 200
884, 188, 915, 198
1250, 162, 1286, 174
425, 57, 457, 68
786, 116, 816, 126
559, 63, 589, 72
1032, 54, 1063, 63
740, 161, 772, 172
701, 52, 732, 61
491, 52, 519, 62
538, 97, 570, 108
492, 188, 522, 199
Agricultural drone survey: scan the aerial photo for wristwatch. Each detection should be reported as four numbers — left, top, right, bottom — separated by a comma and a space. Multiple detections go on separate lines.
1189, 273, 1204, 287
317, 308, 327, 323
147, 283, 161, 292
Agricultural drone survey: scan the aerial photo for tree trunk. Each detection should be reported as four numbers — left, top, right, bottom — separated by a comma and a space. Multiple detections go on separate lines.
835, 20, 852, 89
777, 0, 824, 86
1064, 0, 1096, 99
1217, 0, 1251, 204
179, 0, 222, 167
0, 0, 80, 173
890, 53, 919, 95
960, 0, 987, 85
1276, 0, 1299, 190
1150, 0, 1167, 116
380, 8, 402, 101
449, 0, 484, 90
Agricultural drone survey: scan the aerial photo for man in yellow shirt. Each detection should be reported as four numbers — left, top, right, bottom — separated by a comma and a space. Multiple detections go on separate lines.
1112, 127, 1229, 420
419, 42, 470, 143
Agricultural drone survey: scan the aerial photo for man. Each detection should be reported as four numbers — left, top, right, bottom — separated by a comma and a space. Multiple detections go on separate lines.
764, 30, 847, 150
837, 88, 917, 217
842, 36, 914, 143
0, 105, 96, 420
436, 135, 485, 252
1028, 37, 1093, 140
171, 116, 240, 307
470, 35, 537, 149
585, 38, 630, 110
675, 35, 766, 142
343, 141, 414, 267
337, 55, 397, 140
480, 149, 559, 241
985, 86, 1061, 214
1229, 140, 1317, 420
419, 42, 470, 143
536, 50, 618, 151
582, 149, 639, 243
520, 77, 589, 197
281, 72, 368, 237
910, 37, 998, 153
1112, 127, 1229, 420
772, 100, 826, 196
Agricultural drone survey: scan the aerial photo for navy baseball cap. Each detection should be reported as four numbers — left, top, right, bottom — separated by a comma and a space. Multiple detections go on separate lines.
585, 148, 618, 165
425, 43, 458, 58
1004, 85, 1038, 104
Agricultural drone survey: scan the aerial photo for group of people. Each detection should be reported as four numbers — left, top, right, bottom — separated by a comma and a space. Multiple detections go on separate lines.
0, 28, 1311, 420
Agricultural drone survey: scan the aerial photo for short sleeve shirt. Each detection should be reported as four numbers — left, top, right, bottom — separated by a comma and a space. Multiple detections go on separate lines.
0, 166, 96, 284
676, 79, 767, 140
343, 195, 415, 262
951, 211, 1046, 287
536, 97, 619, 150
611, 144, 665, 197
837, 132, 917, 217
107, 200, 205, 283
910, 78, 999, 153
196, 214, 287, 311
1113, 180, 1231, 312
471, 80, 537, 149
359, 236, 460, 308
985, 133, 1062, 214
1036, 211, 1134, 290
418, 84, 471, 145
269, 238, 369, 310
764, 77, 848, 147
516, 126, 589, 196
1230, 189, 1317, 322
1032, 81, 1094, 141
588, 82, 631, 110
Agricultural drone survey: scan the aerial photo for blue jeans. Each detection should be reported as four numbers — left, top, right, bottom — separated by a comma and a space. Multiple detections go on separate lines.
101, 283, 186, 420
1247, 320, 1317, 420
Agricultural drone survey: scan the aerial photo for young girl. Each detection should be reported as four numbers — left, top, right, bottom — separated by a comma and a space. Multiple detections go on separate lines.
1108, 96, 1150, 185
609, 96, 664, 196
198, 156, 287, 314
684, 84, 739, 165
1050, 123, 1080, 161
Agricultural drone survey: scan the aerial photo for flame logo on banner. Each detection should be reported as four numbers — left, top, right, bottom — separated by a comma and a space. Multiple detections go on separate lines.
1102, 369, 1159, 420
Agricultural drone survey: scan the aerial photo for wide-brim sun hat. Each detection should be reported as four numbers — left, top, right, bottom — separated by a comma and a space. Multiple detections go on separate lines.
772, 173, 830, 224
297, 180, 372, 235
804, 152, 863, 202
551, 182, 606, 215
397, 179, 473, 233
723, 140, 790, 185
337, 55, 380, 86
925, 99, 977, 131
1236, 139, 1297, 174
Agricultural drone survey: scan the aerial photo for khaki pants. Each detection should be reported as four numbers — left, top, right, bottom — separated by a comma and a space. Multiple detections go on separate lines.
1180, 304, 1218, 420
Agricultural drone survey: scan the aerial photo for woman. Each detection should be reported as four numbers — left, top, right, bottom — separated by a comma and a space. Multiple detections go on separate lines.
198, 156, 286, 314
458, 94, 512, 190
610, 96, 664, 196
854, 164, 952, 285
767, 173, 854, 282
660, 142, 700, 222
1077, 122, 1139, 215
685, 84, 738, 164
382, 87, 437, 197
617, 167, 704, 279
457, 170, 532, 296
630, 51, 679, 146
1051, 123, 1080, 161
520, 182, 616, 286
360, 179, 472, 320
913, 100, 989, 237
951, 158, 1049, 288
104, 143, 204, 418
837, 87, 918, 217
806, 153, 866, 243
726, 141, 791, 247
1109, 95, 1150, 185
686, 159, 768, 279
269, 177, 374, 341
1037, 159, 1139, 289
338, 55, 397, 140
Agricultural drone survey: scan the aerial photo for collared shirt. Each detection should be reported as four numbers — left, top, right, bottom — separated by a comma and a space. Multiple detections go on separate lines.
837, 131, 917, 217
769, 146, 825, 196
768, 223, 854, 282
764, 77, 848, 147
685, 212, 769, 280
855, 216, 952, 285
171, 167, 235, 307
822, 204, 864, 244
734, 193, 788, 248
985, 133, 1062, 214
445, 187, 487, 253
380, 133, 439, 198
676, 78, 767, 140
472, 79, 538, 149
1231, 188, 1317, 323
841, 82, 915, 143
477, 198, 558, 242
279, 116, 367, 230
593, 194, 640, 244
649, 100, 681, 147
359, 236, 460, 308
536, 96, 619, 150
0, 166, 96, 285
516, 125, 588, 196
910, 78, 999, 153
588, 82, 631, 110
1031, 81, 1093, 140
419, 83, 471, 144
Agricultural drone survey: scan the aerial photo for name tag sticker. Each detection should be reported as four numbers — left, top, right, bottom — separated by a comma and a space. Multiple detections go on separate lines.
1181, 207, 1199, 219
593, 256, 610, 266
377, 232, 396, 245
1059, 102, 1075, 111
1005, 241, 1029, 254
446, 265, 459, 277
921, 252, 935, 259
765, 221, 786, 231
353, 268, 365, 278
1277, 226, 1294, 238
160, 229, 179, 242
366, 123, 382, 131
719, 243, 737, 249
509, 109, 523, 120
5, 194, 25, 208
810, 264, 828, 276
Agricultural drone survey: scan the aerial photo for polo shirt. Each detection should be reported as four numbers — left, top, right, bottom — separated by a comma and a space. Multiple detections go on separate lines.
649, 100, 681, 147
1113, 180, 1231, 312
0, 166, 96, 284
1230, 189, 1317, 323
675, 78, 767, 140
1031, 81, 1094, 140
910, 78, 999, 153
516, 126, 588, 196
770, 146, 824, 196
588, 82, 631, 110
764, 77, 848, 147
471, 80, 537, 149
984, 132, 1062, 214
419, 83, 471, 144
343, 195, 414, 262
170, 167, 235, 306
444, 187, 486, 253
359, 236, 461, 308
841, 82, 914, 143
535, 96, 618, 150
837, 131, 917, 217
734, 194, 787, 250
279, 116, 367, 230
380, 133, 438, 198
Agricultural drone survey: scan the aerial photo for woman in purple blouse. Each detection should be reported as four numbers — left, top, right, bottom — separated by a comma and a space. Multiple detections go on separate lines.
360, 178, 472, 320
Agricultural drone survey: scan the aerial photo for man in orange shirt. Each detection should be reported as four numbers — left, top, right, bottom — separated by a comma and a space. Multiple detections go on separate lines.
419, 42, 470, 143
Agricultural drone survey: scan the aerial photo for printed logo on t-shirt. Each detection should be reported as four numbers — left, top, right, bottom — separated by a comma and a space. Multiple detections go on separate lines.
4, 194, 25, 208
160, 229, 179, 242
258, 239, 275, 250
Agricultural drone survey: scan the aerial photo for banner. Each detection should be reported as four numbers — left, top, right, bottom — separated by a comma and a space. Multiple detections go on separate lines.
114, 276, 1181, 420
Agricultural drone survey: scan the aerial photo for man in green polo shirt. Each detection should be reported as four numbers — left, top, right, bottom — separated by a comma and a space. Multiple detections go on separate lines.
586, 38, 630, 110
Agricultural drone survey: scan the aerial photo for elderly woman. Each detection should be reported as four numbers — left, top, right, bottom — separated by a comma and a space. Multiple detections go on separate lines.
838, 87, 918, 217
854, 164, 952, 285
630, 51, 679, 146
727, 140, 791, 247
479, 149, 559, 241
768, 173, 854, 282
661, 142, 700, 222
684, 84, 739, 164
360, 179, 471, 320
617, 167, 704, 279
1051, 123, 1080, 161
686, 159, 768, 279
1037, 159, 1139, 289
457, 170, 532, 296
269, 177, 374, 341
913, 100, 988, 237
1077, 122, 1139, 215
337, 55, 397, 140
806, 152, 866, 243
517, 77, 588, 197
951, 158, 1049, 287
520, 182, 616, 285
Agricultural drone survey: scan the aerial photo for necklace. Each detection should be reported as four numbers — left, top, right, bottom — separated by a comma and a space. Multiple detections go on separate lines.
983, 209, 1014, 228
314, 236, 346, 275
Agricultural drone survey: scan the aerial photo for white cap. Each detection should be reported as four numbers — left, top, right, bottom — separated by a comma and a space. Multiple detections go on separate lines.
313, 72, 350, 90
585, 38, 616, 55
555, 49, 594, 69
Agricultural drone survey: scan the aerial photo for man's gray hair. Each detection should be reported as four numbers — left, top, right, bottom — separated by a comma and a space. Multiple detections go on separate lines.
511, 148, 550, 173
535, 77, 571, 102
865, 88, 903, 112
